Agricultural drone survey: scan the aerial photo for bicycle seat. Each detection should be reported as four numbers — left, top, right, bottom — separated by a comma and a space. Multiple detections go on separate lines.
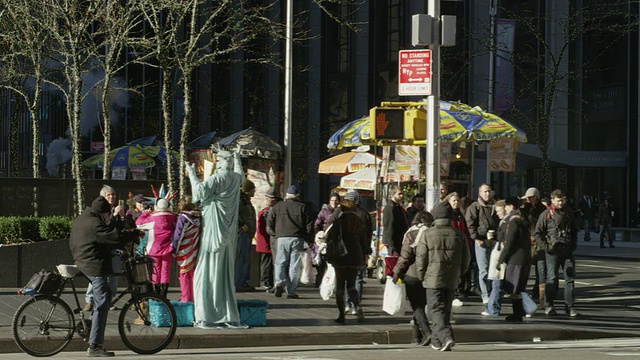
56, 264, 80, 279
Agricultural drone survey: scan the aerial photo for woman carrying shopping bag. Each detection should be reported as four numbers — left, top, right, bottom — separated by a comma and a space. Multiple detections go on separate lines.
494, 197, 532, 322
392, 210, 434, 346
325, 199, 369, 324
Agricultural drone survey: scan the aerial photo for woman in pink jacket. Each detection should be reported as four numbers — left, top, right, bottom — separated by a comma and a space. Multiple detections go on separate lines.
136, 198, 177, 298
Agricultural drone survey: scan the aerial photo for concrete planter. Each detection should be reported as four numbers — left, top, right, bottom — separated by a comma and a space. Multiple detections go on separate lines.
1, 239, 81, 289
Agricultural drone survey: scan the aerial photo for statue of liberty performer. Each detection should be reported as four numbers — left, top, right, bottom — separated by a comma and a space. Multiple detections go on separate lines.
185, 147, 247, 329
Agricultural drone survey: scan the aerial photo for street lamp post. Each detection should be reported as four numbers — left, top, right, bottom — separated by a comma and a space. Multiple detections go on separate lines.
425, 0, 441, 211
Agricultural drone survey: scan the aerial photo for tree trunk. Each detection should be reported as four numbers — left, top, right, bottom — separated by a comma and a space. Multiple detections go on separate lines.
161, 67, 174, 194
178, 66, 193, 199
102, 71, 112, 179
9, 93, 21, 178
70, 65, 84, 215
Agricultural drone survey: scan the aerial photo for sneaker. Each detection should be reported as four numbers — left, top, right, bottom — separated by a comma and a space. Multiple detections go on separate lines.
452, 299, 464, 307
430, 344, 442, 351
525, 314, 532, 318
351, 307, 358, 315
286, 293, 299, 299
274, 286, 284, 298
568, 309, 579, 317
86, 346, 115, 357
84, 302, 94, 312
440, 339, 455, 351
545, 307, 558, 316
344, 305, 351, 313
482, 298, 489, 304
480, 311, 491, 316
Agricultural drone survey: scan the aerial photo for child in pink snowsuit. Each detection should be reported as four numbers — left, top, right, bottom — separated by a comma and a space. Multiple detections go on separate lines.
136, 198, 176, 298
171, 196, 201, 303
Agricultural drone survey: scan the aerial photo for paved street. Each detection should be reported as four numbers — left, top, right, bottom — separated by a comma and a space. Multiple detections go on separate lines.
0, 338, 638, 359
0, 233, 638, 355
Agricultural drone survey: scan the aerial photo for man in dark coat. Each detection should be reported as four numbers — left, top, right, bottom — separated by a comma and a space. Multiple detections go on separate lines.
382, 184, 408, 256
579, 194, 596, 241
267, 183, 315, 299
534, 189, 578, 317
69, 196, 134, 357
415, 203, 470, 352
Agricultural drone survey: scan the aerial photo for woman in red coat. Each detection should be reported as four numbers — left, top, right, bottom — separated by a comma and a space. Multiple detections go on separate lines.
447, 192, 473, 305
256, 189, 281, 292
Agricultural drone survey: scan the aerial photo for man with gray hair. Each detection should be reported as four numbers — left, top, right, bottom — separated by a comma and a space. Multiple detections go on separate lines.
84, 184, 126, 312
267, 183, 314, 299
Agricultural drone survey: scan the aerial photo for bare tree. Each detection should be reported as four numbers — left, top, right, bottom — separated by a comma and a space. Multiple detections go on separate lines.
37, 0, 103, 214
0, 0, 52, 215
470, 1, 638, 194
94, 0, 144, 178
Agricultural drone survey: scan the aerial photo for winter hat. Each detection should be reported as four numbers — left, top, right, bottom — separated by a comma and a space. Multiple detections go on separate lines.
133, 194, 146, 203
92, 196, 112, 213
286, 184, 300, 195
431, 202, 453, 220
520, 187, 540, 199
242, 179, 256, 192
505, 196, 520, 207
155, 198, 170, 211
344, 190, 361, 205
265, 188, 279, 198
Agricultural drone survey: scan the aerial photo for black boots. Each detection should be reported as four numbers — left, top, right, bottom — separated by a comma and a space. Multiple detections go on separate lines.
154, 283, 169, 299
505, 298, 524, 322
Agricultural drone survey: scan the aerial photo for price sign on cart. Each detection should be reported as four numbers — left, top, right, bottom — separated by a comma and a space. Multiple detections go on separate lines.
398, 49, 432, 96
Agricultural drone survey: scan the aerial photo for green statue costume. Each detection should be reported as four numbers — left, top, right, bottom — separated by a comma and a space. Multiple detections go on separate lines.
185, 149, 245, 328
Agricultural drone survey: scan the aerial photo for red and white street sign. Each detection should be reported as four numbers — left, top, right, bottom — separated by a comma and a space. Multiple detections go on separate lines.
398, 49, 432, 96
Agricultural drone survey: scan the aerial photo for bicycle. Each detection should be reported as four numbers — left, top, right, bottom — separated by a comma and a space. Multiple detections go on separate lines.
12, 248, 177, 357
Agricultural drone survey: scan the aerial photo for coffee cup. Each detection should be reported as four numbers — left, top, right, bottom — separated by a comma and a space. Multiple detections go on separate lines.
487, 230, 495, 240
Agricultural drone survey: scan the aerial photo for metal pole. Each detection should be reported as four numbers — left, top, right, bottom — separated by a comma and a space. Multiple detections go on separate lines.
486, 0, 497, 184
426, 0, 441, 211
283, 0, 293, 190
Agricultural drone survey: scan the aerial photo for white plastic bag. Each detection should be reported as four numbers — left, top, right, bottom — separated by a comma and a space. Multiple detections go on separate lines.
521, 292, 538, 315
300, 247, 315, 284
488, 242, 505, 280
319, 263, 335, 300
382, 276, 405, 315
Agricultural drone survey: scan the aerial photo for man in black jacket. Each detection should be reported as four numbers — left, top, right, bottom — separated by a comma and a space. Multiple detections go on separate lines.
70, 196, 135, 357
533, 189, 578, 317
382, 184, 408, 256
267, 184, 314, 299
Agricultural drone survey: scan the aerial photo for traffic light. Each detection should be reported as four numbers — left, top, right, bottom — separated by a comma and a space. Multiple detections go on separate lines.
403, 108, 426, 140
369, 107, 405, 140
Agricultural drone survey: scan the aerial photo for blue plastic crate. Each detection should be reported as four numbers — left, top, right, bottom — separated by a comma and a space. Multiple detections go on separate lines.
237, 299, 268, 326
148, 300, 194, 327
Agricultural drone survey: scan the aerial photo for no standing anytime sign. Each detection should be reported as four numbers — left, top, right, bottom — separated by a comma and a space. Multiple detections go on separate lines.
398, 49, 432, 96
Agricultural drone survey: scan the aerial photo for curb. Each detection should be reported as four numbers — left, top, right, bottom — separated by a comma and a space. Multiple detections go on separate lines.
1, 326, 635, 354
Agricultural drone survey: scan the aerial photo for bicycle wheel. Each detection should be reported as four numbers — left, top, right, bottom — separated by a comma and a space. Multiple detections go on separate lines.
12, 295, 74, 357
118, 293, 176, 354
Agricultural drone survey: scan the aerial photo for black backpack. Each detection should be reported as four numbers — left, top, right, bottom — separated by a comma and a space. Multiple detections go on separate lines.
20, 269, 62, 296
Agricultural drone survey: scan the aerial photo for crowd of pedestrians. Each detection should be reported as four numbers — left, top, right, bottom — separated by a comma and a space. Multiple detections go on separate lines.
68, 150, 606, 356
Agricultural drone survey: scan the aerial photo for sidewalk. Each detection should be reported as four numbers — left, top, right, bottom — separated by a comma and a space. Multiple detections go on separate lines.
0, 239, 639, 354
573, 229, 640, 260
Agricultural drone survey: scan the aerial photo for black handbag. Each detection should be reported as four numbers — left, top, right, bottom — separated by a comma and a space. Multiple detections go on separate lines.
325, 220, 349, 261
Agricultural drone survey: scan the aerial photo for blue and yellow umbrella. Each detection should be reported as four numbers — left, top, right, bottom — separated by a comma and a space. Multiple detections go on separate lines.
83, 145, 157, 169
327, 101, 527, 150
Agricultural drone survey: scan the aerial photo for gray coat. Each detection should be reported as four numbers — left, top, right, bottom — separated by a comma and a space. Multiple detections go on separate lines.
415, 219, 470, 289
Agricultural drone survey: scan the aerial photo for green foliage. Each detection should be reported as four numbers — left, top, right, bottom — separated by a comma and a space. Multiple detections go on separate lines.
0, 216, 73, 245
38, 216, 74, 241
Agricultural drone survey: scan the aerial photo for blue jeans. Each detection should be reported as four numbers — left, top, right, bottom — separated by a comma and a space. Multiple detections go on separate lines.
275, 237, 304, 295
85, 254, 121, 303
485, 279, 502, 315
86, 275, 110, 346
235, 232, 252, 288
475, 242, 491, 300
545, 251, 575, 310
